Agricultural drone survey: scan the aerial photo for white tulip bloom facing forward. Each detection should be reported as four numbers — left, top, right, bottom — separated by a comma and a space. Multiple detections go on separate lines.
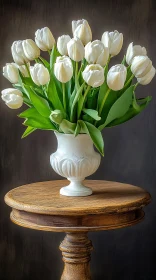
1, 88, 23, 109
67, 37, 85, 62
57, 35, 71, 56
11, 41, 29, 66
101, 30, 123, 57
82, 64, 104, 88
137, 66, 156, 85
126, 42, 147, 65
54, 56, 73, 83
3, 63, 19, 84
22, 39, 40, 61
30, 63, 50, 86
35, 27, 55, 51
85, 40, 109, 67
107, 64, 127, 91
131, 56, 152, 78
72, 19, 92, 45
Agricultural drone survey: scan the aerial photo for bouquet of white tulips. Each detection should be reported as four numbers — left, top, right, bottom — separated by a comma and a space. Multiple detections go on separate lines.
1, 20, 155, 156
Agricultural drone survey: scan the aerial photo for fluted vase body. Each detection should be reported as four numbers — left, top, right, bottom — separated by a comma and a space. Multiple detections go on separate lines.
50, 132, 101, 197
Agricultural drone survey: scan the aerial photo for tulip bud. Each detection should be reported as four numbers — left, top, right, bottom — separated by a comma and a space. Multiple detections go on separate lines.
18, 63, 30, 77
54, 56, 73, 83
67, 37, 84, 62
101, 30, 123, 57
82, 64, 104, 88
30, 63, 50, 86
57, 35, 71, 55
85, 40, 109, 67
22, 39, 40, 61
3, 63, 19, 84
1, 88, 23, 109
131, 56, 152, 78
50, 110, 65, 124
72, 19, 92, 45
35, 27, 55, 51
11, 41, 29, 66
107, 64, 127, 91
137, 66, 156, 85
126, 42, 147, 65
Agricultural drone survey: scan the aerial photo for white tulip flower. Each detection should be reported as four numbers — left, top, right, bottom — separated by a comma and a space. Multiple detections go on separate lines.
54, 56, 73, 83
82, 64, 104, 88
107, 64, 127, 91
22, 39, 40, 61
17, 63, 30, 77
85, 40, 109, 67
35, 27, 55, 51
1, 88, 23, 109
57, 35, 71, 55
3, 63, 19, 84
101, 30, 123, 57
131, 56, 152, 78
72, 19, 92, 45
30, 63, 50, 86
11, 41, 29, 66
137, 66, 156, 85
126, 42, 147, 65
67, 37, 85, 62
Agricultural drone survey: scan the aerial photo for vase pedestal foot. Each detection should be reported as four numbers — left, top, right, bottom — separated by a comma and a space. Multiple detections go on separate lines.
60, 180, 93, 197
60, 232, 93, 280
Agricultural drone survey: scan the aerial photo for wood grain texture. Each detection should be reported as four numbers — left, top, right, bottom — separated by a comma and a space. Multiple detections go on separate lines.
4, 180, 150, 279
4, 180, 150, 232
60, 233, 93, 280
5, 180, 151, 215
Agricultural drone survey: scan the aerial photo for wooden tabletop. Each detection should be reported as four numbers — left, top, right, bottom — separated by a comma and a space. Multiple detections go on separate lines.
5, 180, 151, 232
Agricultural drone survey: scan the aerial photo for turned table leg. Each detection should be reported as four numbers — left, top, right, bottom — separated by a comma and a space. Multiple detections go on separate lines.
59, 232, 93, 280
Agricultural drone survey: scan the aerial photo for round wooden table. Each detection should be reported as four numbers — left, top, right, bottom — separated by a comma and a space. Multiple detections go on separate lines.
5, 180, 151, 280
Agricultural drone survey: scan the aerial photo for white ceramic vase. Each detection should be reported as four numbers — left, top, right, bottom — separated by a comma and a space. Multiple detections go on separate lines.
50, 132, 101, 197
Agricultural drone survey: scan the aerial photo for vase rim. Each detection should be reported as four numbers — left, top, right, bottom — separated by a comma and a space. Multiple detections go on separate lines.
54, 131, 90, 138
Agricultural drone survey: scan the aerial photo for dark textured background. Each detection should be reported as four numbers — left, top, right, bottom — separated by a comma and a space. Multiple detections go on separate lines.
0, 0, 156, 279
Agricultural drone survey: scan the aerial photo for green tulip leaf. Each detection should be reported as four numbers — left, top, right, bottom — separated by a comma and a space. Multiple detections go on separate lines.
18, 107, 39, 118
47, 78, 64, 112
106, 95, 152, 127
59, 119, 76, 134
70, 82, 85, 122
86, 88, 99, 110
78, 120, 104, 156
24, 116, 56, 130
82, 108, 101, 121
22, 126, 37, 138
99, 85, 135, 130
39, 56, 50, 69
23, 85, 51, 117
74, 122, 81, 137
50, 44, 60, 70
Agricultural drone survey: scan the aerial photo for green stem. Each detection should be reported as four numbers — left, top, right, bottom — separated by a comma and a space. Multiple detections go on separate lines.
95, 88, 111, 126
77, 85, 91, 119
107, 55, 111, 65
124, 74, 135, 88
62, 83, 66, 111
99, 88, 111, 115
48, 50, 51, 56
75, 62, 79, 80
70, 83, 85, 122
24, 62, 30, 77
77, 62, 83, 79
134, 82, 139, 90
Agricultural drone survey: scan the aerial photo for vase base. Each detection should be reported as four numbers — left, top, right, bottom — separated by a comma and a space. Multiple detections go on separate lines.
60, 181, 92, 197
